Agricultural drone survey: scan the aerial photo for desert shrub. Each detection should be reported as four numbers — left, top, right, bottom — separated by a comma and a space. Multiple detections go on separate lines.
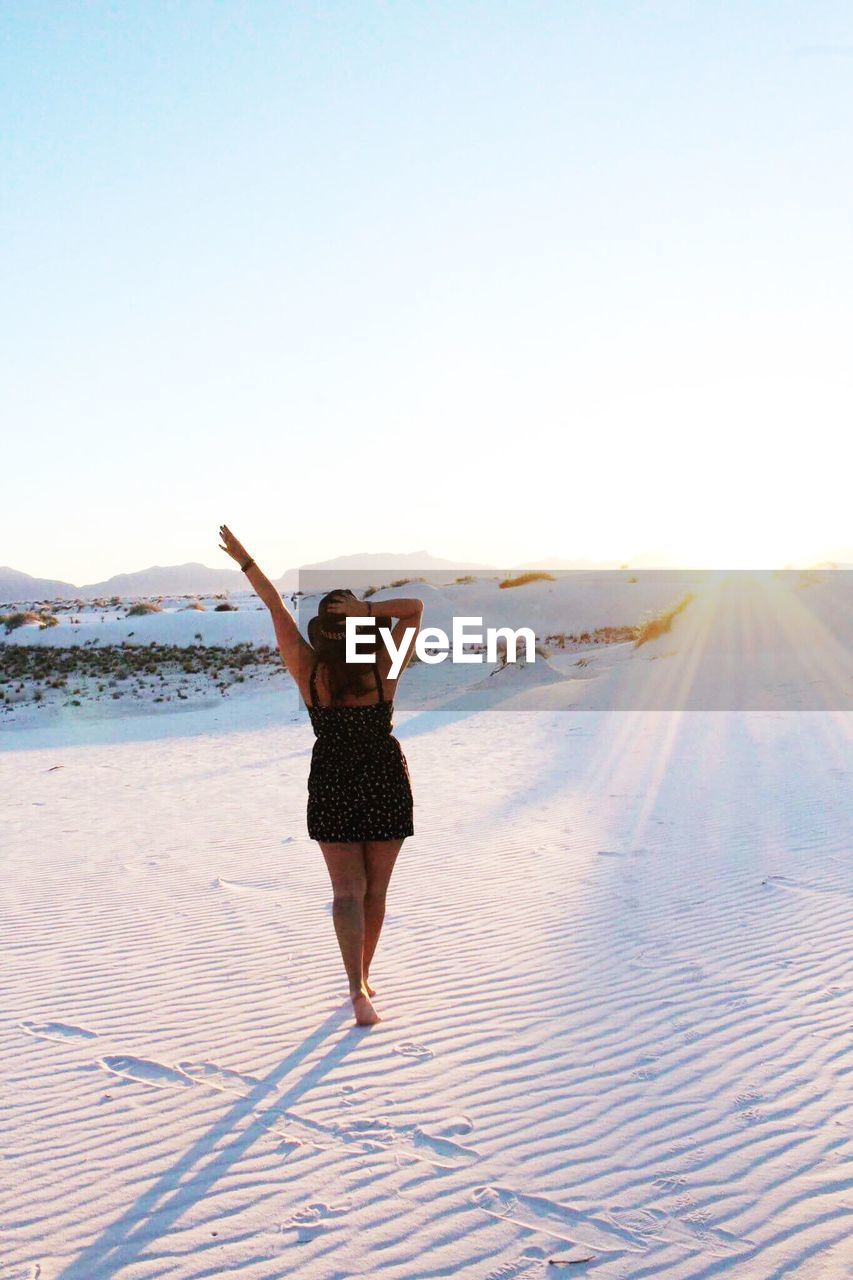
127, 602, 162, 616
2, 611, 43, 633
545, 625, 638, 648
498, 572, 556, 589
38, 615, 59, 629
214, 602, 238, 611
183, 601, 205, 611
454, 575, 476, 585
363, 585, 377, 598
388, 576, 426, 588
634, 593, 694, 648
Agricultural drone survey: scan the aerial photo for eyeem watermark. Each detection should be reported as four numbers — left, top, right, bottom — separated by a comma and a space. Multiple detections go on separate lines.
346, 616, 536, 679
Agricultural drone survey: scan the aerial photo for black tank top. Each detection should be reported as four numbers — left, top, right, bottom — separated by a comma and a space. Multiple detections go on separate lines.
307, 660, 394, 744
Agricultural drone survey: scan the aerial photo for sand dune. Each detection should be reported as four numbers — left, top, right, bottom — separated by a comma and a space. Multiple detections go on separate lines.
1, 572, 850, 1278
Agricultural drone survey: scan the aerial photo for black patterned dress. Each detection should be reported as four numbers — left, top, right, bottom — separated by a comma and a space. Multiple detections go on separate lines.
306, 660, 414, 843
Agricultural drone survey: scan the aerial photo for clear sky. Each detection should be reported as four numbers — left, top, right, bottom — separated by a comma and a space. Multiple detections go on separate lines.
2, 1, 851, 583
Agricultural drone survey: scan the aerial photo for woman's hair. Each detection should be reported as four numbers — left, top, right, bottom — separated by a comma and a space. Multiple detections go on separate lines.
307, 589, 392, 704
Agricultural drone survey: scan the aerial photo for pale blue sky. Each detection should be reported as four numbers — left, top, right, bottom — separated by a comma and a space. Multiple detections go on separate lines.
3, 1, 851, 582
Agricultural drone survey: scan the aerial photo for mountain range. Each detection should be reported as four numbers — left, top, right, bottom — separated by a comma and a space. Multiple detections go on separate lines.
0, 552, 491, 603
2, 548, 850, 604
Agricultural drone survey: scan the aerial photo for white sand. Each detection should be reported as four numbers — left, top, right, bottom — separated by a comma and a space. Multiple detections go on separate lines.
1, 573, 850, 1278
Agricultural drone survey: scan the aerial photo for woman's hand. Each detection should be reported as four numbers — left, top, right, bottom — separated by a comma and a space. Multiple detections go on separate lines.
325, 596, 371, 618
218, 523, 252, 567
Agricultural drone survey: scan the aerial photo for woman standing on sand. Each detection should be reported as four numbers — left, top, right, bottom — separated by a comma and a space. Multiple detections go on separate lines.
218, 524, 423, 1026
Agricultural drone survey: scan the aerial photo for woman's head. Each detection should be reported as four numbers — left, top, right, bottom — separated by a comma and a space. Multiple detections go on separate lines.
307, 589, 357, 656
307, 588, 391, 702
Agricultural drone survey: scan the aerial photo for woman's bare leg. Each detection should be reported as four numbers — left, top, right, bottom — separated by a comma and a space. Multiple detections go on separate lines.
317, 841, 379, 1024
362, 839, 404, 991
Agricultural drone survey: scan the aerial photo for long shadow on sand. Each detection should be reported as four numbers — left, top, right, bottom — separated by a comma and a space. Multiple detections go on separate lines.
58, 1006, 367, 1279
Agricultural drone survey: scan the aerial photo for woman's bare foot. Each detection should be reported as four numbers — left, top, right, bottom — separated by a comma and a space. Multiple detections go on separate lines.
351, 988, 381, 1025
364, 978, 376, 997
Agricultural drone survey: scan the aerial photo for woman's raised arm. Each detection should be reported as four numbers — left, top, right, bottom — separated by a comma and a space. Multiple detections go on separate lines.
218, 524, 313, 680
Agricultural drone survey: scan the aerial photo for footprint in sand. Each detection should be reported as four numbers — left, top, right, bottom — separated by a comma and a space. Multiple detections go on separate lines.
632, 1054, 659, 1082
471, 1184, 648, 1254
18, 1020, 98, 1044
482, 1246, 549, 1280
282, 1200, 351, 1242
326, 1114, 478, 1169
653, 1169, 688, 1191
97, 1054, 194, 1089
733, 1084, 764, 1126
176, 1060, 260, 1094
393, 1041, 434, 1061
403, 1122, 479, 1167
332, 1115, 396, 1149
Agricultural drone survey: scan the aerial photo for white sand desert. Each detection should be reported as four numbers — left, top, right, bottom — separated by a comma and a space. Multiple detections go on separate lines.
1, 570, 850, 1278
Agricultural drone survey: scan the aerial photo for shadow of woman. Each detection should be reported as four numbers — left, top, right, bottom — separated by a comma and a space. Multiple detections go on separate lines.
58, 1005, 369, 1279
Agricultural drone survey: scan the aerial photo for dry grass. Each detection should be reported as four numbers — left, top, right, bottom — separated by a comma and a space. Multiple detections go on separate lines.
634, 593, 694, 647
499, 572, 556, 589
546, 624, 638, 648
2, 611, 47, 633
126, 602, 163, 616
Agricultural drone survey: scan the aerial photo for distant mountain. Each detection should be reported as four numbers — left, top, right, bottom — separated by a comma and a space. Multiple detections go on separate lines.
278, 550, 496, 591
0, 552, 497, 602
0, 566, 79, 604
9, 543, 844, 606
79, 562, 246, 597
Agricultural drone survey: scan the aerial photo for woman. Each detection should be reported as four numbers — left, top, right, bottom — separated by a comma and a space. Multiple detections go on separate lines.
218, 524, 423, 1025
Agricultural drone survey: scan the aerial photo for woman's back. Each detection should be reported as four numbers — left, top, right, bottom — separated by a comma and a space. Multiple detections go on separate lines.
307, 659, 396, 746
305, 654, 413, 843
308, 658, 389, 709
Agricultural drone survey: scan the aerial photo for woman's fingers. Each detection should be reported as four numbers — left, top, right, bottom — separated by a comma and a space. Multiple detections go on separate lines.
218, 524, 250, 562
